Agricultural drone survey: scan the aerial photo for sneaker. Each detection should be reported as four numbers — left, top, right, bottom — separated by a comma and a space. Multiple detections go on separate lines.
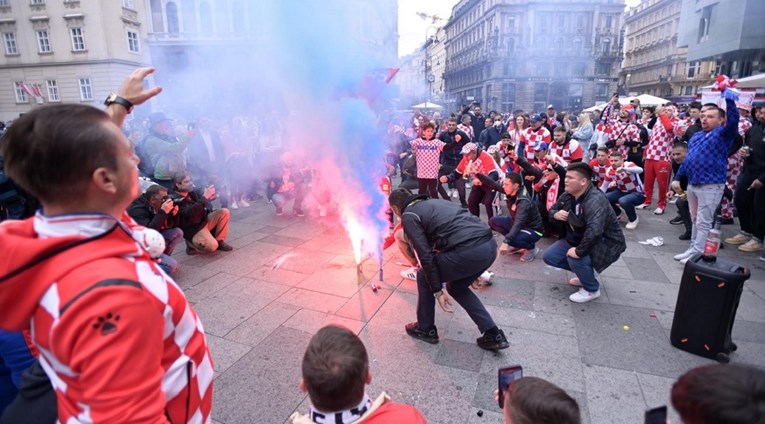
654, 207, 664, 215
625, 217, 639, 230
669, 216, 684, 225
520, 247, 539, 262
568, 277, 582, 287
725, 233, 751, 245
217, 241, 233, 252
405, 322, 439, 344
679, 257, 691, 265
738, 239, 764, 252
759, 256, 765, 262
476, 329, 509, 351
276, 207, 284, 216
679, 232, 691, 240
294, 208, 305, 217
615, 213, 626, 222
635, 203, 650, 210
400, 268, 417, 281
478, 271, 494, 284
451, 189, 458, 198
569, 288, 601, 303
230, 200, 239, 210
674, 249, 695, 261
239, 198, 251, 207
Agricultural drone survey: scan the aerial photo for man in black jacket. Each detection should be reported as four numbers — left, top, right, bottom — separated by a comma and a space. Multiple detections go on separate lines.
681, 102, 703, 143
127, 184, 183, 274
438, 118, 470, 207
388, 189, 509, 351
173, 173, 233, 255
478, 172, 544, 262
543, 163, 626, 303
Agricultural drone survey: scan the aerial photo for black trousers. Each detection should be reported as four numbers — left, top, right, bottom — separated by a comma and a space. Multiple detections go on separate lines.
468, 184, 496, 219
676, 198, 692, 234
735, 174, 765, 240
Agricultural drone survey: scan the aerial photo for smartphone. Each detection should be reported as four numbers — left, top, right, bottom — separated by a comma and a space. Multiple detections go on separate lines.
497, 365, 523, 408
644, 405, 667, 424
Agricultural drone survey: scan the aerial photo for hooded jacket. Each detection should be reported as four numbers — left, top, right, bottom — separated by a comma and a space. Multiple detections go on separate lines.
0, 213, 213, 423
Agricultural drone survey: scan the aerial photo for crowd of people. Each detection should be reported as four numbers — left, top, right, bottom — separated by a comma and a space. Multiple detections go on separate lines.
0, 66, 764, 423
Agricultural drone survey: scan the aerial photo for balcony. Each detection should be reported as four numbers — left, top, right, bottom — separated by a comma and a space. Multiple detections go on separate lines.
147, 31, 254, 45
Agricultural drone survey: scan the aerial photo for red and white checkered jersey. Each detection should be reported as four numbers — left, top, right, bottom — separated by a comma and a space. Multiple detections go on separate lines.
411, 137, 446, 179
589, 158, 612, 185
522, 127, 551, 159
645, 115, 677, 162
0, 213, 214, 424
457, 124, 474, 141
549, 140, 583, 163
605, 119, 640, 158
739, 119, 752, 138
603, 161, 644, 193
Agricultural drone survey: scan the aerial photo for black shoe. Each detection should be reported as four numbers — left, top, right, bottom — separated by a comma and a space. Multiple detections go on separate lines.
294, 208, 305, 217
460, 203, 468, 209
720, 217, 734, 225
679, 232, 691, 240
186, 247, 201, 256
669, 216, 683, 225
276, 207, 284, 216
477, 329, 509, 351
404, 322, 439, 344
217, 241, 233, 252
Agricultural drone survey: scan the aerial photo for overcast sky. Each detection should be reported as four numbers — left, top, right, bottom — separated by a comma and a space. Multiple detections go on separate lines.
397, 0, 641, 57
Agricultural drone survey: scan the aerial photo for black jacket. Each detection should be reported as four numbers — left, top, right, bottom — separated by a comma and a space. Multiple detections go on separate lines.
476, 173, 544, 241
743, 118, 765, 182
438, 129, 470, 167
550, 184, 626, 273
175, 191, 211, 241
478, 127, 501, 150
400, 194, 493, 293
126, 194, 176, 231
682, 118, 702, 143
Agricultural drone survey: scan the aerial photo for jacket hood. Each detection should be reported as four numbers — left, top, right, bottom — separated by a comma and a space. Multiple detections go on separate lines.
403, 193, 429, 210
0, 218, 143, 331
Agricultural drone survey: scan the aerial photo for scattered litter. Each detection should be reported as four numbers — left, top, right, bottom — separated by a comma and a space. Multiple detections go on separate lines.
477, 410, 484, 417
638, 236, 664, 247
623, 325, 630, 331
649, 313, 657, 318
527, 312, 536, 319
629, 290, 637, 293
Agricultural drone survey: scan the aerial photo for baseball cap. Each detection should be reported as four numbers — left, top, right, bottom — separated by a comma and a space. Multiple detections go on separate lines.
529, 114, 543, 123
534, 142, 549, 152
547, 104, 555, 110
461, 142, 478, 154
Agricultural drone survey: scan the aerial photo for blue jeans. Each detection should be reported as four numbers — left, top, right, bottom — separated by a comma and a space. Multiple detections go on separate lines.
542, 240, 600, 293
161, 228, 184, 255
488, 216, 541, 249
0, 331, 36, 414
606, 190, 646, 222
416, 239, 498, 333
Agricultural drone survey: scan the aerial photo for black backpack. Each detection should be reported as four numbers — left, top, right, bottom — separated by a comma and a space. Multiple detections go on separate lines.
0, 157, 38, 221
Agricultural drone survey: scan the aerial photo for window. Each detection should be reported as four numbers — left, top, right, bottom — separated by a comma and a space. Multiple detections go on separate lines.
508, 16, 516, 32
3, 32, 18, 55
31, 0, 44, 4
36, 30, 51, 53
14, 83, 27, 103
70, 27, 85, 51
602, 38, 611, 55
46, 79, 59, 102
534, 83, 548, 102
166, 1, 179, 34
0, 0, 9, 6
597, 62, 610, 75
605, 15, 612, 29
595, 83, 609, 97
687, 61, 699, 78
572, 62, 586, 75
714, 60, 722, 76
573, 38, 582, 53
127, 30, 140, 52
122, 0, 134, 8
78, 78, 93, 101
698, 5, 713, 43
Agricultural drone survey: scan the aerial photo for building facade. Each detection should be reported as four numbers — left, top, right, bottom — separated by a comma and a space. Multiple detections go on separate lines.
396, 47, 428, 107
677, 0, 765, 79
620, 0, 716, 103
425, 26, 447, 105
442, 0, 625, 114
0, 0, 152, 122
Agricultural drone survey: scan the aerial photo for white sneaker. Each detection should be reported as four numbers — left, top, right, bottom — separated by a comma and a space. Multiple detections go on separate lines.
674, 249, 695, 261
451, 189, 458, 198
479, 270, 494, 283
239, 198, 251, 207
569, 288, 601, 303
635, 204, 650, 210
568, 277, 582, 287
654, 207, 664, 215
679, 257, 691, 265
625, 217, 639, 230
230, 200, 239, 210
400, 268, 417, 281
520, 247, 539, 262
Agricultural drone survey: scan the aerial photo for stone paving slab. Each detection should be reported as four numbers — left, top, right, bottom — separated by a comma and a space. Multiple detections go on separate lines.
188, 197, 765, 423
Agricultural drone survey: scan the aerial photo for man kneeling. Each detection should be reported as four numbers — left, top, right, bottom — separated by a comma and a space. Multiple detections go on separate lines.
290, 325, 426, 424
173, 173, 233, 254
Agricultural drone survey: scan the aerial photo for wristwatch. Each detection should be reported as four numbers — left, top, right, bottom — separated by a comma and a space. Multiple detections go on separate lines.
104, 92, 134, 113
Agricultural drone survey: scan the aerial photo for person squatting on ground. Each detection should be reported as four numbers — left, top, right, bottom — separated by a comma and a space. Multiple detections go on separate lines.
600, 151, 646, 230
672, 93, 739, 264
440, 142, 502, 220
543, 163, 627, 303
667, 142, 693, 240
173, 172, 233, 255
0, 67, 213, 423
478, 172, 544, 262
388, 189, 510, 350
289, 325, 427, 424
127, 184, 184, 274
267, 152, 307, 217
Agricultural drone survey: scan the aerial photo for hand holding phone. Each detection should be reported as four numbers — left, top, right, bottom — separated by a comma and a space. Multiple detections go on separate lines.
644, 405, 667, 424
497, 365, 523, 408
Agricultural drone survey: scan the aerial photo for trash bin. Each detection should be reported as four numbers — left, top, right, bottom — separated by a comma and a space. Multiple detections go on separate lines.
670, 254, 750, 363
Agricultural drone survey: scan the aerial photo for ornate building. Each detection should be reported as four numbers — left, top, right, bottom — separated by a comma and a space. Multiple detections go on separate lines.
621, 0, 716, 104
442, 0, 624, 113
0, 0, 152, 122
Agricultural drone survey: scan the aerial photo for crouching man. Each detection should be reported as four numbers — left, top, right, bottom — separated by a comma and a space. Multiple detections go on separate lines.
173, 172, 233, 254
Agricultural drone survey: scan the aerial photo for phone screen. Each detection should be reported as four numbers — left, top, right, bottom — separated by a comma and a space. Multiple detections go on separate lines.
497, 365, 523, 408
644, 405, 667, 424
